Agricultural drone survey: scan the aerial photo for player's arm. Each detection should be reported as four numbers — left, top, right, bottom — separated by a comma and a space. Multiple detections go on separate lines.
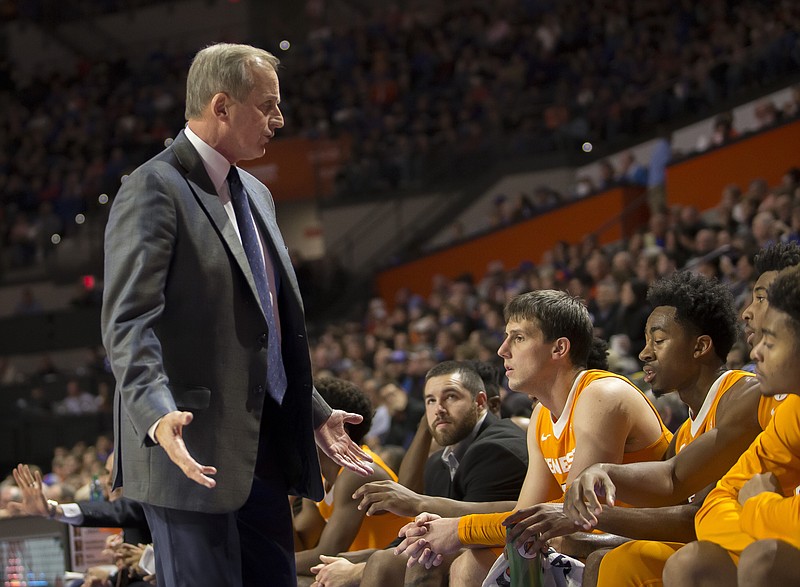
667, 379, 763, 502
295, 470, 375, 575
397, 414, 432, 493
660, 429, 681, 461
515, 403, 566, 508
505, 384, 646, 555
566, 378, 636, 484
454, 405, 560, 550
292, 498, 325, 552
568, 379, 762, 516
593, 501, 700, 543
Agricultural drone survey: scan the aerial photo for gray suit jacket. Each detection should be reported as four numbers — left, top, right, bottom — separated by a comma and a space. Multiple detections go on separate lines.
101, 130, 330, 513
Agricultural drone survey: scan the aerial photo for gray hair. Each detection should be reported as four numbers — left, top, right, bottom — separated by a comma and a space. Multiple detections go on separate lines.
185, 43, 280, 120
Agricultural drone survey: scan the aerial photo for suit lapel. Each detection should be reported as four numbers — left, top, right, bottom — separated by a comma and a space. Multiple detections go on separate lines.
171, 132, 264, 315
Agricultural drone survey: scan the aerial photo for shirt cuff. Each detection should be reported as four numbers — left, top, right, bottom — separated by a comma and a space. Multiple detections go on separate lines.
148, 418, 162, 444
59, 503, 85, 525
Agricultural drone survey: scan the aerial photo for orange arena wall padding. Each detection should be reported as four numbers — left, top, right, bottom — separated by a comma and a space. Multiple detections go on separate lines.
375, 186, 646, 302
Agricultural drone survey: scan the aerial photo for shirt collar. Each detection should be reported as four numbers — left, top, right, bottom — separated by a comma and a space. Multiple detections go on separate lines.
184, 125, 232, 195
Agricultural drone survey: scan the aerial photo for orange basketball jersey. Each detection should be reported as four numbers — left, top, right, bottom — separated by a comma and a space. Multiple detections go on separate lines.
696, 394, 800, 556
674, 370, 754, 454
535, 369, 672, 492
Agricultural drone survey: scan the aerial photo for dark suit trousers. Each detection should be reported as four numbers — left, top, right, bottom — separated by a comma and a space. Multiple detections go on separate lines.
142, 449, 295, 587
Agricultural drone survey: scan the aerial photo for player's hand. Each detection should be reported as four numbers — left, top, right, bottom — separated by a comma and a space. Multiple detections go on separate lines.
353, 480, 422, 517
563, 464, 615, 530
394, 513, 458, 569
738, 472, 781, 506
504, 503, 575, 555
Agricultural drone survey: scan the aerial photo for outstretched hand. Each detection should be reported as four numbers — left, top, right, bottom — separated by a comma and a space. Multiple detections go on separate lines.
563, 464, 616, 530
155, 411, 217, 488
315, 409, 374, 477
9, 464, 49, 517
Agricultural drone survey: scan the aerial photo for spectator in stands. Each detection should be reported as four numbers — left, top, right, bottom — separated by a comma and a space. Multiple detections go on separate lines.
616, 151, 648, 186
15, 385, 51, 415
405, 347, 436, 402
697, 112, 738, 152
753, 99, 779, 130
588, 277, 620, 340
35, 201, 62, 261
597, 160, 617, 191
643, 210, 670, 251
0, 356, 24, 384
8, 212, 36, 267
0, 479, 22, 517
781, 84, 800, 117
608, 277, 651, 368
379, 380, 425, 449
54, 378, 98, 415
647, 130, 672, 213
751, 210, 779, 248
785, 204, 800, 244
34, 354, 61, 382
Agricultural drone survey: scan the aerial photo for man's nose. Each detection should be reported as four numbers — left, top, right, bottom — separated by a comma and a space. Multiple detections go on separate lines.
497, 340, 509, 358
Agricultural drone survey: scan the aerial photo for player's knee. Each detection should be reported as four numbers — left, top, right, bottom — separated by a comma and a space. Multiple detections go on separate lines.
662, 542, 703, 585
363, 548, 404, 584
738, 539, 784, 584
448, 550, 482, 586
663, 541, 733, 587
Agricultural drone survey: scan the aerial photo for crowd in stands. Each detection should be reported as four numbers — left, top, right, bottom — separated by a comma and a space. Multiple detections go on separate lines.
0, 435, 113, 518
1, 1, 800, 582
1, 163, 799, 584
305, 164, 800, 435
0, 0, 167, 22
0, 346, 114, 429
2, 0, 800, 274
296, 0, 800, 195
1, 110, 798, 414
2, 163, 799, 440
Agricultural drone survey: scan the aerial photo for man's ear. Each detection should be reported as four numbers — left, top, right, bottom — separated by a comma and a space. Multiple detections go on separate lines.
693, 334, 714, 359
475, 391, 488, 410
552, 337, 571, 360
211, 93, 229, 119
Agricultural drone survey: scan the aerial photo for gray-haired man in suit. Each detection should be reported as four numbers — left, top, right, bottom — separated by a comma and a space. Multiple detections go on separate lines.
101, 43, 372, 587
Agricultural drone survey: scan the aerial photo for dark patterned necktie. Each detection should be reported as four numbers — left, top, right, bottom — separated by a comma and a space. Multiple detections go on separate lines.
227, 166, 287, 405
